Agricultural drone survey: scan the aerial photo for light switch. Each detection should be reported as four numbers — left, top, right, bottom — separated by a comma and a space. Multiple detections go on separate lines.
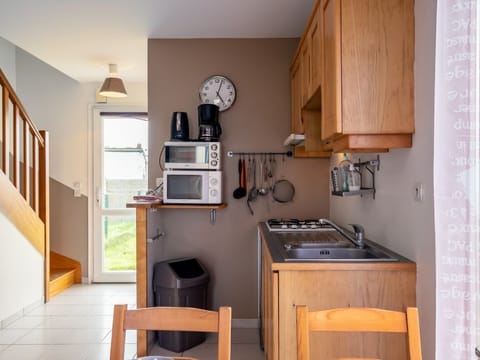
73, 182, 81, 197
414, 182, 424, 201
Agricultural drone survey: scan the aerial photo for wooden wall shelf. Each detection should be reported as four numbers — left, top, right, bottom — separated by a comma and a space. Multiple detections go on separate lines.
126, 202, 227, 209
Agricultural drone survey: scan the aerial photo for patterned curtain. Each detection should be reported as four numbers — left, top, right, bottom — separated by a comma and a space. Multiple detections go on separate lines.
434, 0, 479, 358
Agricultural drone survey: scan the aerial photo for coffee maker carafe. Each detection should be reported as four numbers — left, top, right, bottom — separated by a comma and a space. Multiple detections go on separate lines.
198, 104, 221, 141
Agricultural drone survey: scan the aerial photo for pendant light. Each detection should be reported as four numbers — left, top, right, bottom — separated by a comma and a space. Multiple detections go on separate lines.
99, 64, 127, 98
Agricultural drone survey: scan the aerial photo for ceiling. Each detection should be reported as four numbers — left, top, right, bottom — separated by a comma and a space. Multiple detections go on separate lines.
0, 0, 314, 83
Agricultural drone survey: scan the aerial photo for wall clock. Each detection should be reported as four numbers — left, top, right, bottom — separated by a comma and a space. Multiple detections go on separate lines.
199, 75, 236, 112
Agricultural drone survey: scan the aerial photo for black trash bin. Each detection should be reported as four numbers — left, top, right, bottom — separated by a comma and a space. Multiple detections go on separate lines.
152, 257, 209, 352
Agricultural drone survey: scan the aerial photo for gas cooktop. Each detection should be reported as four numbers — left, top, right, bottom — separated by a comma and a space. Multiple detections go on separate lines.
266, 218, 334, 232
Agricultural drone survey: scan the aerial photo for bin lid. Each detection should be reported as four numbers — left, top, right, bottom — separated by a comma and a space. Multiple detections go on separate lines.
153, 257, 209, 289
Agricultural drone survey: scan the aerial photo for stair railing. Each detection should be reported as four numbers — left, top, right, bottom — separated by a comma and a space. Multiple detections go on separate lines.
0, 68, 50, 300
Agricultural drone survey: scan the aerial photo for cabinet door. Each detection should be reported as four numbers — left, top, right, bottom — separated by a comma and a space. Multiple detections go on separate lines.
261, 240, 278, 360
290, 58, 304, 134
341, 0, 414, 134
321, 0, 342, 140
300, 41, 311, 106
308, 11, 322, 94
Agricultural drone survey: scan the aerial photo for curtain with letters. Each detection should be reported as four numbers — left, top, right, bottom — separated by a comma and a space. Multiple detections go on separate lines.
434, 0, 479, 358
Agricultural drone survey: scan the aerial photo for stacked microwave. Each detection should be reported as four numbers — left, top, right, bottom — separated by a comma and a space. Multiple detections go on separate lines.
162, 141, 223, 204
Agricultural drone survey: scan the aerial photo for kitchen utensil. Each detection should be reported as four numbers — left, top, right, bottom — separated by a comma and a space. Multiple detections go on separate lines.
233, 157, 246, 199
247, 158, 258, 214
258, 155, 269, 196
268, 154, 276, 190
241, 158, 246, 191
272, 179, 295, 203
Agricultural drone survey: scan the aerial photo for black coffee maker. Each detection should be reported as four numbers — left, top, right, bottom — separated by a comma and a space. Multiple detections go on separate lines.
198, 104, 221, 141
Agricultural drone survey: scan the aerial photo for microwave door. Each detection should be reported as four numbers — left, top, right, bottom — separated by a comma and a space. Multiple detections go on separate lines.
166, 174, 203, 201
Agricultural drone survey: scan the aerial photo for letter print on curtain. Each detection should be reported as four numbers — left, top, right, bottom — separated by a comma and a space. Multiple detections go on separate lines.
434, 0, 479, 358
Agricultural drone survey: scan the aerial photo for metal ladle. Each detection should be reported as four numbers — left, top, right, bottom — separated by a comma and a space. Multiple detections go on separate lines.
258, 155, 270, 196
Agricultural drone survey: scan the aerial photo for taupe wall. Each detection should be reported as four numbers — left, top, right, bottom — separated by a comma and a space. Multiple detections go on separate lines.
148, 39, 331, 318
50, 178, 88, 276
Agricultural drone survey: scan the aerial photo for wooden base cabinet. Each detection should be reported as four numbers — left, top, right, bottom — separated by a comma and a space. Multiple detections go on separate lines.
261, 239, 416, 360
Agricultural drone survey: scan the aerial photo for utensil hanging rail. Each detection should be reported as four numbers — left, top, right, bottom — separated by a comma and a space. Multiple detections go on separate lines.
227, 150, 293, 158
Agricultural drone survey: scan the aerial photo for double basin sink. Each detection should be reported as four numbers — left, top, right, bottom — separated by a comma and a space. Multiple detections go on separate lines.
269, 228, 400, 262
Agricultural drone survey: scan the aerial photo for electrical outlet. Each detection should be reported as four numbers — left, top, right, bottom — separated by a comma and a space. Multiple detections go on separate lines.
414, 182, 424, 201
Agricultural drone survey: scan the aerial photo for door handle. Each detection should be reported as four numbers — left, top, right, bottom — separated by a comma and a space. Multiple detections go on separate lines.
96, 187, 102, 208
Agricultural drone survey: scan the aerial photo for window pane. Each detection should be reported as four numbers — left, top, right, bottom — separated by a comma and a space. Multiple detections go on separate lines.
103, 117, 148, 209
103, 215, 136, 272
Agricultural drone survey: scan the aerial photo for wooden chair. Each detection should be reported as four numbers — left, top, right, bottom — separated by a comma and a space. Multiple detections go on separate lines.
296, 306, 422, 360
110, 305, 232, 360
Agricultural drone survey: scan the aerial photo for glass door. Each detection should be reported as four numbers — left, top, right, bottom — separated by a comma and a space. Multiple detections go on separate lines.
93, 112, 148, 282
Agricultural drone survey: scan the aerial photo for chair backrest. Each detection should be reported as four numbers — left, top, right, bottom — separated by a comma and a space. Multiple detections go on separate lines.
296, 306, 422, 360
110, 305, 232, 360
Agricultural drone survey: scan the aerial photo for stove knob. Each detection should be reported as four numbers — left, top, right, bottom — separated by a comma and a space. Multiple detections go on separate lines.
310, 224, 318, 229
291, 224, 298, 229
301, 224, 308, 229
281, 224, 288, 229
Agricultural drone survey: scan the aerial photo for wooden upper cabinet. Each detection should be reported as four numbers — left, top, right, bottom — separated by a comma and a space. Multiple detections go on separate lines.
320, 0, 342, 141
290, 57, 304, 134
300, 42, 311, 107
292, 0, 414, 153
308, 11, 322, 97
323, 0, 415, 152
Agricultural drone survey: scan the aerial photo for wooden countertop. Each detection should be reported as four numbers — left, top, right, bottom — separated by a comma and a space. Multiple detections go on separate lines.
259, 223, 416, 272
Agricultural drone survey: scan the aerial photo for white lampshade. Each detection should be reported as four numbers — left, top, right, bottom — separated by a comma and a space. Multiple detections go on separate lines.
99, 64, 127, 98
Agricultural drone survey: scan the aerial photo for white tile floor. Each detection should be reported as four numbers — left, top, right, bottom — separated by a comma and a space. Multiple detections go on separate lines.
0, 284, 264, 360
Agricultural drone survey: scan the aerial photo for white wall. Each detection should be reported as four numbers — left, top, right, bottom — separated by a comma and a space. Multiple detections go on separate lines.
0, 213, 43, 321
0, 36, 16, 88
0, 37, 43, 322
329, 0, 437, 358
14, 47, 148, 196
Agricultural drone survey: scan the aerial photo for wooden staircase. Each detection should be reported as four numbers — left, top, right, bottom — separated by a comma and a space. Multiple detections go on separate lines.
0, 68, 79, 301
49, 251, 82, 298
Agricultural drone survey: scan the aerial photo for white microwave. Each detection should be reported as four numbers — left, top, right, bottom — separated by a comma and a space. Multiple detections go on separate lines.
163, 170, 223, 204
164, 141, 221, 170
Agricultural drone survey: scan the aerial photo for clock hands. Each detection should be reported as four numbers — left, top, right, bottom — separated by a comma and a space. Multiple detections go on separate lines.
216, 80, 226, 105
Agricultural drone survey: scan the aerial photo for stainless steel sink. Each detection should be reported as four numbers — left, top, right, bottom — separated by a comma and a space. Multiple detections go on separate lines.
264, 221, 403, 263
281, 245, 398, 262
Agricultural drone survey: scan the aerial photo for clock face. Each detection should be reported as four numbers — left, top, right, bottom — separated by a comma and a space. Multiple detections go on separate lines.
199, 75, 236, 112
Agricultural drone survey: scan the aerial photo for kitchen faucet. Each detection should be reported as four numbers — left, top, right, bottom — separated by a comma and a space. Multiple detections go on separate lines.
319, 219, 365, 249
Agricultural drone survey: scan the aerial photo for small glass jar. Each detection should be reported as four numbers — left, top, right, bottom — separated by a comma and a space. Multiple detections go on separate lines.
338, 155, 352, 191
347, 164, 361, 191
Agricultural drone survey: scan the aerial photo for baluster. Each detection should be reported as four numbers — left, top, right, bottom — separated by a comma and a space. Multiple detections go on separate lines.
32, 132, 39, 214
23, 122, 30, 203
1, 86, 9, 175
13, 105, 20, 189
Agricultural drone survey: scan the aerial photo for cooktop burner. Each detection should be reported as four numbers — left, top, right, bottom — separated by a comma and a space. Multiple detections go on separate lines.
266, 218, 333, 232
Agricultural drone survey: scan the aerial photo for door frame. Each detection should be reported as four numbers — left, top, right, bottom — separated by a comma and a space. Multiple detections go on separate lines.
87, 104, 147, 283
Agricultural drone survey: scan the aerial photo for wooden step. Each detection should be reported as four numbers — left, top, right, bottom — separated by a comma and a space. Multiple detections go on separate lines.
49, 268, 76, 298
48, 251, 82, 299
